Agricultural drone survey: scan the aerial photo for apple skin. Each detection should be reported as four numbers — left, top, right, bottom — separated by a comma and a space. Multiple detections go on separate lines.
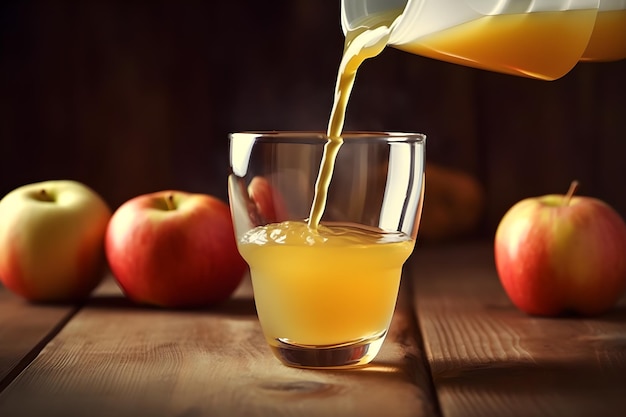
105, 190, 247, 308
247, 176, 288, 223
0, 180, 112, 302
495, 192, 626, 316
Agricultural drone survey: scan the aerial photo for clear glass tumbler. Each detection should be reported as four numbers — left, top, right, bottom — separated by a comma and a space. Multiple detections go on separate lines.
228, 131, 425, 369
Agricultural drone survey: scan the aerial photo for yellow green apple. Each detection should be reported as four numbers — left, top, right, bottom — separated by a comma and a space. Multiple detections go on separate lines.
0, 180, 111, 302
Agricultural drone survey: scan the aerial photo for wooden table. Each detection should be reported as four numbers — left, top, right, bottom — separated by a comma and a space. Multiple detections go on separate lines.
1, 242, 625, 417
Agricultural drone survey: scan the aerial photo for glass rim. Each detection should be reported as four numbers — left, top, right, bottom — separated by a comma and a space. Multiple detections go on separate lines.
229, 130, 426, 144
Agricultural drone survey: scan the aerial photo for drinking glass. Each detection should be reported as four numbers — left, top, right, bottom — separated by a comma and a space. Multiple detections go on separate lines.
228, 131, 425, 369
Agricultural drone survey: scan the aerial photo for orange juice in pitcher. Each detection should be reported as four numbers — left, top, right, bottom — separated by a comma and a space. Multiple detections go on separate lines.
341, 0, 625, 80
581, 0, 626, 62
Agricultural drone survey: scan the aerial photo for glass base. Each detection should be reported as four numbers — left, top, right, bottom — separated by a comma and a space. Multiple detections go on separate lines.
269, 331, 387, 369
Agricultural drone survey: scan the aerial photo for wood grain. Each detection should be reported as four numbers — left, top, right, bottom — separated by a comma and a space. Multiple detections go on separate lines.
410, 242, 626, 417
0, 285, 78, 391
0, 274, 436, 417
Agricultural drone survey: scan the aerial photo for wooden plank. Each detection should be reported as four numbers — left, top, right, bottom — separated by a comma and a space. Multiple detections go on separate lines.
410, 242, 626, 417
0, 272, 438, 417
0, 284, 78, 391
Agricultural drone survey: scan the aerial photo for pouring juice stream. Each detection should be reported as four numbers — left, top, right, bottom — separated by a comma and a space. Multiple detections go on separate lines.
308, 11, 399, 228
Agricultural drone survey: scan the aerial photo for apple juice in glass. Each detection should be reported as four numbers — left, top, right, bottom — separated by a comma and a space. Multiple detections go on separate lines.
227, 1, 426, 369
228, 132, 425, 369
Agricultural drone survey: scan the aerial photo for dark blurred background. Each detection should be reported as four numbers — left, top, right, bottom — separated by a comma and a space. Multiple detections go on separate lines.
1, 1, 625, 240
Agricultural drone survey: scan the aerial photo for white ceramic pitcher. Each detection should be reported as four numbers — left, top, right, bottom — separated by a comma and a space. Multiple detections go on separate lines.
341, 0, 624, 80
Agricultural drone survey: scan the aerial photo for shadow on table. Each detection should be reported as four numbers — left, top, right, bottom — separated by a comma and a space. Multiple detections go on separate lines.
84, 293, 257, 317
431, 357, 626, 415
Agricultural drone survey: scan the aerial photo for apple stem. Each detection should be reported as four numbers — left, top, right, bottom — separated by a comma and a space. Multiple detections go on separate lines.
165, 194, 176, 211
563, 180, 579, 206
39, 189, 54, 202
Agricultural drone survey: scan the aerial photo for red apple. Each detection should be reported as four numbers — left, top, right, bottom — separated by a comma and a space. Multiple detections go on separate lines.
0, 180, 111, 302
105, 190, 247, 308
247, 176, 289, 223
495, 181, 626, 316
